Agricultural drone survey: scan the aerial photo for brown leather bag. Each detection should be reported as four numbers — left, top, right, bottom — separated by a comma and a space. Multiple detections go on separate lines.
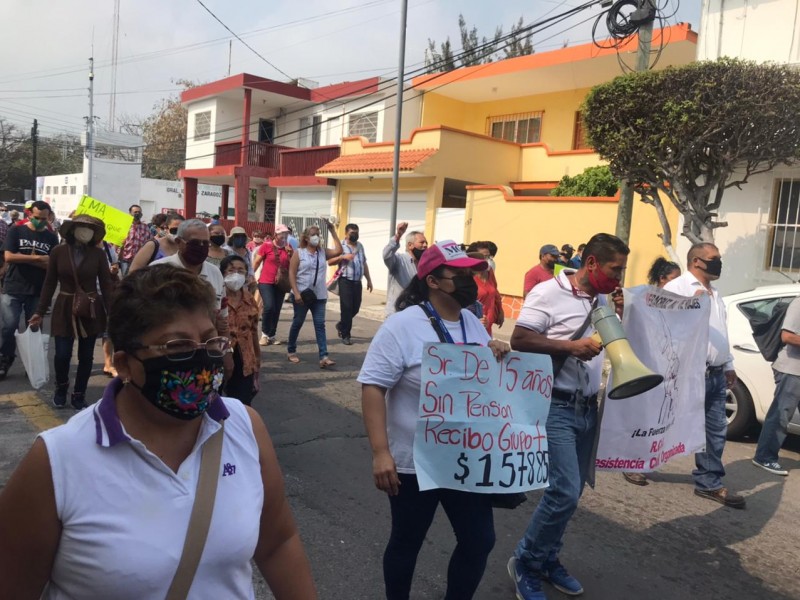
273, 245, 291, 293
68, 248, 97, 320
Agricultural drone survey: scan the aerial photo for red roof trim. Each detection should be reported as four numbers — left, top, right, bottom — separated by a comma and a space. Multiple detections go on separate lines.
317, 148, 436, 174
311, 77, 381, 102
182, 73, 312, 104
270, 176, 337, 187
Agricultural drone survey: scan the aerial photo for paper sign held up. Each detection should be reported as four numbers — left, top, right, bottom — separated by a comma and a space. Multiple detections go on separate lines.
73, 195, 133, 247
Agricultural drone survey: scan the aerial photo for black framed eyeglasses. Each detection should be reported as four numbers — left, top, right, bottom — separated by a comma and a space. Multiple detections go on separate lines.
128, 336, 231, 361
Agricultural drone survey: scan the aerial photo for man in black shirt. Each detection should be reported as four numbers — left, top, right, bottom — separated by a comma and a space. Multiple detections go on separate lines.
0, 201, 59, 379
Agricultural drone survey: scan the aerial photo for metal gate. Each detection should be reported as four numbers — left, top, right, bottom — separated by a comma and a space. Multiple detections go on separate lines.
767, 178, 800, 271
280, 215, 330, 246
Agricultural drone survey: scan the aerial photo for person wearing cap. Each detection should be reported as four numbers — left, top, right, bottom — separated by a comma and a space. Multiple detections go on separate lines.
559, 244, 575, 267
253, 224, 293, 346
0, 201, 59, 381
28, 215, 116, 409
508, 233, 628, 600
359, 240, 511, 600
523, 244, 560, 298
226, 226, 254, 278
382, 221, 428, 317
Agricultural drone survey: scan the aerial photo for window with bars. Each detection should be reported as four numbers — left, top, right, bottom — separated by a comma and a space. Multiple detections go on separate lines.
487, 111, 543, 143
69, 185, 76, 195
767, 178, 800, 270
348, 111, 379, 142
193, 111, 212, 141
61, 186, 67, 194
572, 111, 591, 150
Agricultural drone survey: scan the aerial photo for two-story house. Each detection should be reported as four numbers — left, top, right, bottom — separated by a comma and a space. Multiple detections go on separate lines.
315, 24, 697, 306
179, 74, 421, 234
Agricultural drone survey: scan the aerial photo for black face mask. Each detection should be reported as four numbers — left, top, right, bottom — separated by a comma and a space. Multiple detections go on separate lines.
209, 234, 226, 247
348, 233, 359, 243
412, 247, 425, 262
697, 257, 722, 277
442, 275, 478, 308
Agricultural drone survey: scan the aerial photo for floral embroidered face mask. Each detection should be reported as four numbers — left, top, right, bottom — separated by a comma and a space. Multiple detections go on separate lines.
129, 351, 224, 420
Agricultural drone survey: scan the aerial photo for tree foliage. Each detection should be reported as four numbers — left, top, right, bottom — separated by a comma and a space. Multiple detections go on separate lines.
583, 58, 800, 245
425, 14, 532, 73
0, 118, 82, 198
121, 79, 198, 180
551, 165, 618, 197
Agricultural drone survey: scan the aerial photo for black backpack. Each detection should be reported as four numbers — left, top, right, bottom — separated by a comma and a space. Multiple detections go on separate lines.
748, 301, 790, 362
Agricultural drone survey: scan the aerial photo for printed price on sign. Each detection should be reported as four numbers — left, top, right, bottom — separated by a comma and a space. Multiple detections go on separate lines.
413, 343, 553, 493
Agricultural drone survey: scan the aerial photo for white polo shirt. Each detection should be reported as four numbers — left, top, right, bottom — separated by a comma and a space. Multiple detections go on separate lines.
151, 252, 225, 309
357, 305, 490, 473
516, 269, 606, 397
39, 380, 264, 599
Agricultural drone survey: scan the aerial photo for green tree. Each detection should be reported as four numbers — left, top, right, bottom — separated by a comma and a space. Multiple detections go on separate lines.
583, 59, 800, 252
424, 14, 531, 73
551, 165, 618, 197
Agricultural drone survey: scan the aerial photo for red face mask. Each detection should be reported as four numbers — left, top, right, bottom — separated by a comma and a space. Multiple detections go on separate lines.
587, 256, 620, 294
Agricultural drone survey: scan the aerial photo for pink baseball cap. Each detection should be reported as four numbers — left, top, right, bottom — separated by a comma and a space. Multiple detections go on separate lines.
416, 240, 488, 279
274, 224, 290, 234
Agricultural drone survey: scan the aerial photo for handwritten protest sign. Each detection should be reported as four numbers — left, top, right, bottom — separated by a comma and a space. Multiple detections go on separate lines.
413, 343, 552, 493
596, 286, 709, 472
74, 195, 133, 247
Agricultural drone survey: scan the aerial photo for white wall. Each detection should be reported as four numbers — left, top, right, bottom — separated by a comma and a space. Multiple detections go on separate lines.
140, 178, 224, 217
698, 0, 800, 62
40, 173, 84, 220
675, 166, 800, 296
185, 97, 218, 169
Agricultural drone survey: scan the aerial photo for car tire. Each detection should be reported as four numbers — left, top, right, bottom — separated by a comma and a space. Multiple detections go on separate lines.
726, 380, 756, 439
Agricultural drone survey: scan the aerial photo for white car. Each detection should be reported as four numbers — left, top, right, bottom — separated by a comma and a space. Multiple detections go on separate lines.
724, 284, 800, 438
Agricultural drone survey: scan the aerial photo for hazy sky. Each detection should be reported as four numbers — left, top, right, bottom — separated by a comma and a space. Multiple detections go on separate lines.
1, 0, 700, 138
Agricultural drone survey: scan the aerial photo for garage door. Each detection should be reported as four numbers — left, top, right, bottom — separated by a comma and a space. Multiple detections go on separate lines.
349, 192, 427, 292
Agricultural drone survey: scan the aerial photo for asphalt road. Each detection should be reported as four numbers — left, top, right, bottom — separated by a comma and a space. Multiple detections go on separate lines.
1, 303, 799, 599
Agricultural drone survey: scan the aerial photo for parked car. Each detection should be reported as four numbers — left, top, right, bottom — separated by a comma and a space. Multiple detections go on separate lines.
724, 284, 800, 438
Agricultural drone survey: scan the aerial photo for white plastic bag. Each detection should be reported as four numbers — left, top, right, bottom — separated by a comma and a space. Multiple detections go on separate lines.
15, 327, 50, 390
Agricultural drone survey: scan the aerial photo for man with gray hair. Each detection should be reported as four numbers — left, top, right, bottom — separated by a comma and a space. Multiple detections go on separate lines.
382, 221, 428, 316
151, 219, 224, 311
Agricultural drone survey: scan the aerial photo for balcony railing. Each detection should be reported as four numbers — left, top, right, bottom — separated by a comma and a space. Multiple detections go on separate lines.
214, 141, 290, 170
279, 145, 341, 177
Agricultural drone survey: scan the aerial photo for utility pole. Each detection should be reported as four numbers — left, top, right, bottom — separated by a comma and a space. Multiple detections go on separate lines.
388, 0, 409, 237
108, 0, 121, 130
86, 57, 95, 197
31, 119, 38, 201
615, 0, 655, 245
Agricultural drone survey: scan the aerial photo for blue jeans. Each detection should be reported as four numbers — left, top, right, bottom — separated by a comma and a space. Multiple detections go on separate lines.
516, 394, 597, 572
287, 297, 328, 359
0, 293, 39, 362
754, 369, 800, 463
693, 370, 728, 491
54, 335, 97, 393
258, 283, 285, 338
384, 473, 495, 600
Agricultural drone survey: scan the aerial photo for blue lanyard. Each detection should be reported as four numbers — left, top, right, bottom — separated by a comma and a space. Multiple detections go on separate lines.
423, 301, 467, 344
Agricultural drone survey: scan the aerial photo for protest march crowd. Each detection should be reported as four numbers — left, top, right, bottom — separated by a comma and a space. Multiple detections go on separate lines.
0, 200, 797, 600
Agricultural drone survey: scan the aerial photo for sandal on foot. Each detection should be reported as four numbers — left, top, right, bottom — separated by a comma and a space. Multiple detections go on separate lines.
287, 354, 301, 364
320, 357, 336, 369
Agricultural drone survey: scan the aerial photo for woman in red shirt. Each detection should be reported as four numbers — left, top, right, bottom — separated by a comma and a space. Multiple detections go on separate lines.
468, 242, 504, 336
252, 224, 292, 346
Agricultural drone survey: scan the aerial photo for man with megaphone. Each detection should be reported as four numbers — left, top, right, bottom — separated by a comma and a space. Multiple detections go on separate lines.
507, 233, 628, 600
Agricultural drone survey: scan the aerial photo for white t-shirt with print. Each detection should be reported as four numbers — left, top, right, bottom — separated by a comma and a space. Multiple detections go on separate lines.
357, 305, 491, 473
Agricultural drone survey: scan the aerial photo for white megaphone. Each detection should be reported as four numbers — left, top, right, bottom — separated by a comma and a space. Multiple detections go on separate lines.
591, 305, 664, 400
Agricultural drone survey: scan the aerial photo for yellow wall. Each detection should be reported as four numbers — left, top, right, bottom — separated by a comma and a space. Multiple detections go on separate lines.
421, 88, 593, 152
465, 188, 680, 298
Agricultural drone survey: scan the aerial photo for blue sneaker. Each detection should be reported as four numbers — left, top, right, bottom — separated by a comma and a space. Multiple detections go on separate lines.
507, 556, 546, 600
543, 559, 583, 595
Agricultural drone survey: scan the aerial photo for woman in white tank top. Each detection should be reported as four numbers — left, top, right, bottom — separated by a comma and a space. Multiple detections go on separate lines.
287, 219, 343, 368
0, 264, 317, 599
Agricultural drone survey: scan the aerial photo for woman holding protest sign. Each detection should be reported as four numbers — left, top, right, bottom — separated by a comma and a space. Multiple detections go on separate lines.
28, 215, 116, 410
358, 240, 511, 600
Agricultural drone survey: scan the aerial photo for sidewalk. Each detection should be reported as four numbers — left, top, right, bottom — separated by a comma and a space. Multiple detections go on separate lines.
326, 289, 517, 342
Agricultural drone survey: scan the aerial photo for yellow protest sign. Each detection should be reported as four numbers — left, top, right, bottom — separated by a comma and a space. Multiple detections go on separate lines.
74, 195, 133, 247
